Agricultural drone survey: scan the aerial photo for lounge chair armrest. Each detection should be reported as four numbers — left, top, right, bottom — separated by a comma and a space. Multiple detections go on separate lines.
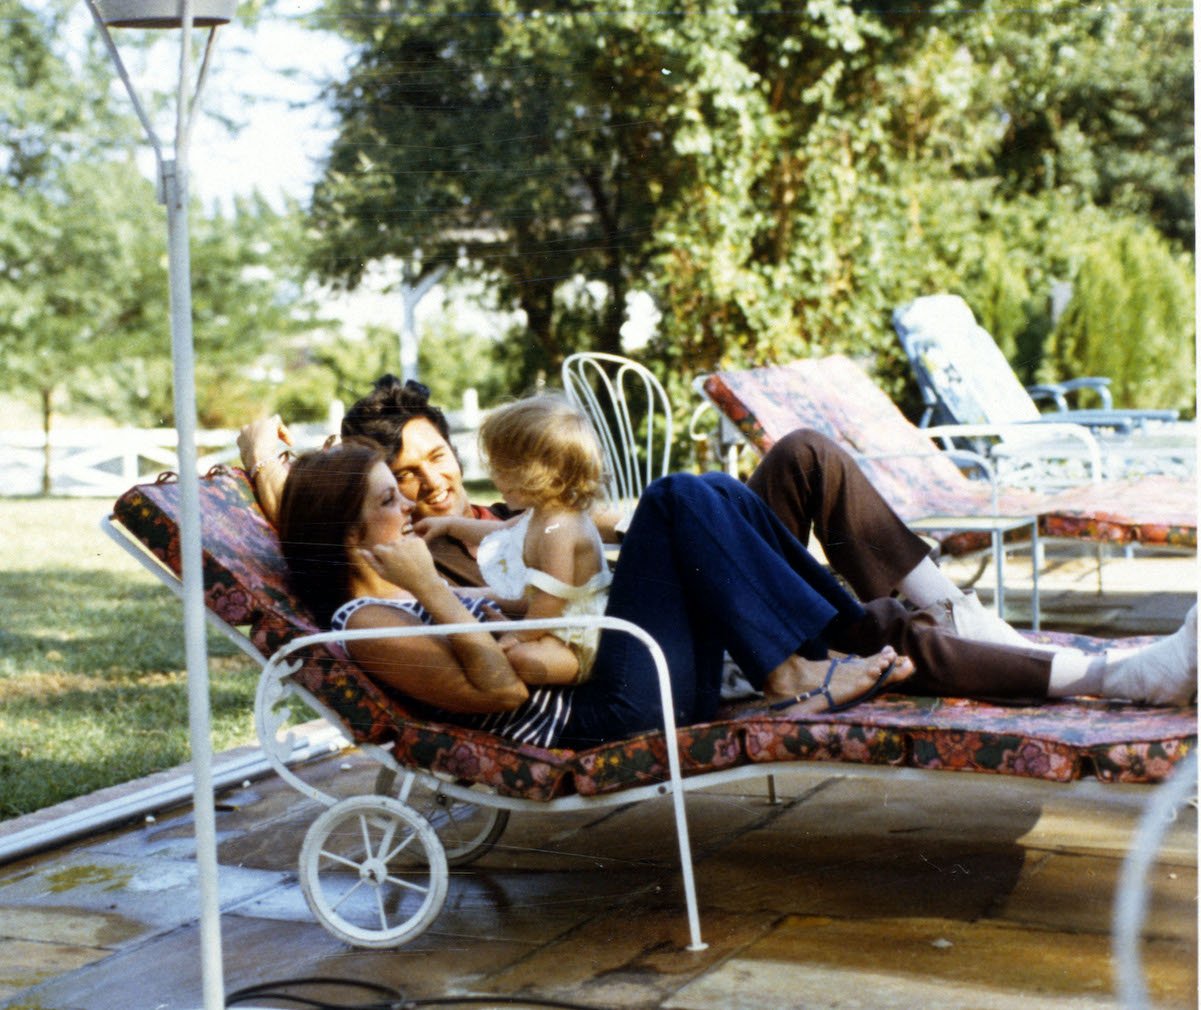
923, 421, 1104, 484
1057, 377, 1114, 410
853, 443, 1001, 512
1027, 377, 1113, 412
262, 614, 682, 745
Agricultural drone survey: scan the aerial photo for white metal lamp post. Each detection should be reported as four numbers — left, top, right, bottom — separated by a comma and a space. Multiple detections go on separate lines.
81, 2, 235, 1007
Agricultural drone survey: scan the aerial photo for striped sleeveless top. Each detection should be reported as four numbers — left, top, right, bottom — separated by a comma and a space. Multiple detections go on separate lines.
330, 594, 574, 749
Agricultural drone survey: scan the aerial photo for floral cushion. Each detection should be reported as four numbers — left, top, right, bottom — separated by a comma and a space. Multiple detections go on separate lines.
114, 470, 408, 745
702, 355, 1196, 550
113, 470, 1195, 795
729, 695, 1194, 784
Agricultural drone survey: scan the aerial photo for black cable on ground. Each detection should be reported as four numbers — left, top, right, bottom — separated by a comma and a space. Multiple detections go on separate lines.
224, 975, 607, 1010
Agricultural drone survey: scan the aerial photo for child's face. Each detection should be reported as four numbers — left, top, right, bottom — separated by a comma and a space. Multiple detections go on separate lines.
491, 465, 534, 511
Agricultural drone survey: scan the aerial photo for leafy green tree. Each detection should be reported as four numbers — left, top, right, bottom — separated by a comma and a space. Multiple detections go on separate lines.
0, 158, 165, 488
417, 313, 510, 409
0, 1, 326, 471
310, 0, 1193, 417
977, 4, 1194, 248
309, 0, 691, 387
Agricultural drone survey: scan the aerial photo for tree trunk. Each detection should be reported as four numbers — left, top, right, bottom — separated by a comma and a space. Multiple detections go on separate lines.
519, 276, 559, 362
583, 166, 627, 356
598, 260, 626, 356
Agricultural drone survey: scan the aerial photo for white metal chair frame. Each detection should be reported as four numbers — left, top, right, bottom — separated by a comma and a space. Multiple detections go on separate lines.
103, 511, 708, 951
561, 352, 674, 509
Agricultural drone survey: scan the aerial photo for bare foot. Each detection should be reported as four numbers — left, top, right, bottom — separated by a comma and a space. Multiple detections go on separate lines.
765, 647, 915, 714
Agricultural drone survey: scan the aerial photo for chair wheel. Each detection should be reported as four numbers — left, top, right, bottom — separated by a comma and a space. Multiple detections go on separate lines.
299, 795, 448, 948
375, 767, 509, 866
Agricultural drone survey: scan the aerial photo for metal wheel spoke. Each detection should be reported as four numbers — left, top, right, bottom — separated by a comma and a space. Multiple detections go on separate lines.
373, 817, 400, 859
381, 829, 421, 863
383, 872, 431, 896
329, 878, 368, 913
357, 814, 375, 857
318, 848, 365, 873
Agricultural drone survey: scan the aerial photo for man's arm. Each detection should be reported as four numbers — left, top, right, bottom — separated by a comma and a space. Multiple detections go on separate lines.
237, 415, 293, 525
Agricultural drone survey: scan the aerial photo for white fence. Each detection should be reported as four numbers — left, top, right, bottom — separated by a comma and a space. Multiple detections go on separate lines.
0, 412, 487, 498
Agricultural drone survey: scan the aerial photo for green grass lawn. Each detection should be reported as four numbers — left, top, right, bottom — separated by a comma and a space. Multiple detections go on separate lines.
0, 497, 259, 821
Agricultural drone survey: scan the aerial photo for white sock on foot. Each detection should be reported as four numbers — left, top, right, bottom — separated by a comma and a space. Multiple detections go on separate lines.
1048, 652, 1105, 698
1102, 604, 1198, 706
919, 589, 1044, 650
897, 557, 956, 609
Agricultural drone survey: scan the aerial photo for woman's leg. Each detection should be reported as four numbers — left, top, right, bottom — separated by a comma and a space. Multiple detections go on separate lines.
561, 473, 869, 746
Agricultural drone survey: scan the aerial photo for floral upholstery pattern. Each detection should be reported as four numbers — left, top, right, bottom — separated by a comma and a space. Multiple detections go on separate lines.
113, 470, 409, 745
113, 469, 1195, 796
702, 355, 1196, 551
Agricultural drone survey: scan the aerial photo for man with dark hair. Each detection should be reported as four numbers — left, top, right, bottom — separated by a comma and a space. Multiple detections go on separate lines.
241, 375, 523, 587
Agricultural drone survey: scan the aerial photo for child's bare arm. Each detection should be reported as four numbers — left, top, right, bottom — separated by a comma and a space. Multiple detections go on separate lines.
414, 515, 510, 546
499, 634, 580, 685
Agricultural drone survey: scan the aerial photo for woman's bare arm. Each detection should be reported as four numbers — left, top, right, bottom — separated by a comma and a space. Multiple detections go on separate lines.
355, 538, 530, 711
346, 602, 530, 713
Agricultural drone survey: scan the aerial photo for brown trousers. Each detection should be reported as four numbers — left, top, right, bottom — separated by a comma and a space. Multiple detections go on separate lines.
748, 429, 1052, 698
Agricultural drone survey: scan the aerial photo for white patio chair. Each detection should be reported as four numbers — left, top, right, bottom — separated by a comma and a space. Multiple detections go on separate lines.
560, 352, 673, 514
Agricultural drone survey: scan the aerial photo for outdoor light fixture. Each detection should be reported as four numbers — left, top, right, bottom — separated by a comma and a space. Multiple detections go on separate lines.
94, 0, 235, 27
81, 3, 234, 1008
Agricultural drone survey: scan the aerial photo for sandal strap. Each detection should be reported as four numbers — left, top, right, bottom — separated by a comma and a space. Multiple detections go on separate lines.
767, 656, 851, 711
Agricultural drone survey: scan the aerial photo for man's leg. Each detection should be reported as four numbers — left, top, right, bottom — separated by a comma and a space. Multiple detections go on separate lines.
746, 429, 931, 600
829, 597, 1054, 699
746, 429, 1034, 649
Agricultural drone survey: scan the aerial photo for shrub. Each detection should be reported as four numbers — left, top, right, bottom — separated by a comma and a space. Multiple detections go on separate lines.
1046, 223, 1195, 414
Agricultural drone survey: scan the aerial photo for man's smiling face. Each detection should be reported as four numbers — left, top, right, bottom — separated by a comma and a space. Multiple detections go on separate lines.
387, 417, 472, 520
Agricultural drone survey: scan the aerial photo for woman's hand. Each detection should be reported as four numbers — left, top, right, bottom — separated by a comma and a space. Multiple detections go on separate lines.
359, 538, 441, 595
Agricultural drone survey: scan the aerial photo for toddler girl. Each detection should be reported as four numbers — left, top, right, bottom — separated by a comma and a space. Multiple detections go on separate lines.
416, 395, 611, 685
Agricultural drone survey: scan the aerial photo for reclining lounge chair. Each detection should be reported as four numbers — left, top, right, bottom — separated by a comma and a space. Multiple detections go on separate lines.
102, 464, 1196, 951
892, 294, 1194, 491
697, 355, 1196, 565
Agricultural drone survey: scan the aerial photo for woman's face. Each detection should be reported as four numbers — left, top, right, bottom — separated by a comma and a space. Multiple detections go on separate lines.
354, 461, 417, 549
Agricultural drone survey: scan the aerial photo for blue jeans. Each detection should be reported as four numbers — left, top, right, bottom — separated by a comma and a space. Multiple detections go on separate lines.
559, 472, 865, 747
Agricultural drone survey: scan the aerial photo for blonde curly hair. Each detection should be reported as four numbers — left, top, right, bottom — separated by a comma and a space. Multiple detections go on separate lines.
479, 395, 604, 511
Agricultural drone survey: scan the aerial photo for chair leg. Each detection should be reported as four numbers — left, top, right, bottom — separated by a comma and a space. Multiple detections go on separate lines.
766, 774, 780, 806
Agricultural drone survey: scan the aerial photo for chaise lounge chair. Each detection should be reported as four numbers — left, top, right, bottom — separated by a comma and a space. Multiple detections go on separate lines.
892, 294, 1194, 491
697, 355, 1196, 571
102, 466, 1194, 951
